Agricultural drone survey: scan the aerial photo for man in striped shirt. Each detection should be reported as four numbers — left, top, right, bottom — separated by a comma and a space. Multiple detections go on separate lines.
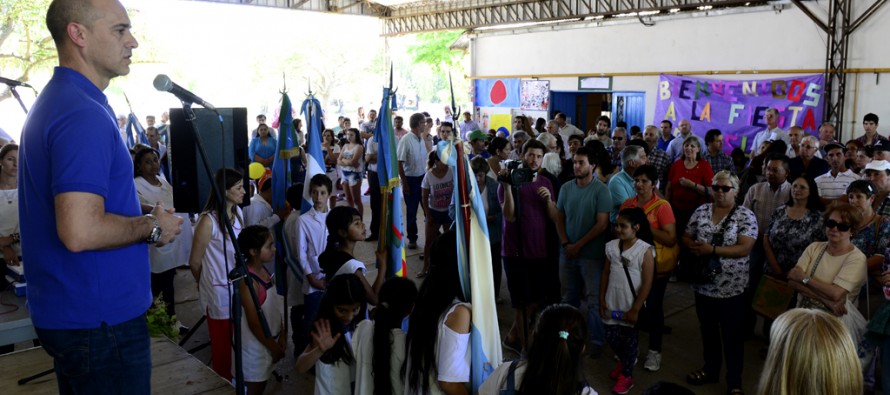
815, 142, 858, 205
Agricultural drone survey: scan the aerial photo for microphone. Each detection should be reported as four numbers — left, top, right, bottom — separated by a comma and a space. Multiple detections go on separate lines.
0, 76, 31, 88
153, 74, 216, 111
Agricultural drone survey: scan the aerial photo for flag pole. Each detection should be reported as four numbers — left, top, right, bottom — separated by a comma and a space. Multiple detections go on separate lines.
450, 72, 472, 272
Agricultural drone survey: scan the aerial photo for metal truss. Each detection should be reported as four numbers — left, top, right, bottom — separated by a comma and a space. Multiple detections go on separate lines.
792, 0, 886, 137
187, 0, 389, 17
382, 0, 774, 36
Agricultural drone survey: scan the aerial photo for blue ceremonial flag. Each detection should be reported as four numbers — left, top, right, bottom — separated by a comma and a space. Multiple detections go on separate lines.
272, 93, 299, 211
374, 83, 406, 278
125, 112, 147, 148
300, 94, 325, 214
437, 140, 502, 392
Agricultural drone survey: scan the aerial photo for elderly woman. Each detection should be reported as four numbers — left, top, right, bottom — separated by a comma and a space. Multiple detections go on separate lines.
667, 135, 714, 278
0, 144, 20, 266
787, 203, 867, 336
845, 180, 890, 279
763, 176, 826, 278
682, 170, 757, 394
248, 123, 278, 167
619, 164, 677, 372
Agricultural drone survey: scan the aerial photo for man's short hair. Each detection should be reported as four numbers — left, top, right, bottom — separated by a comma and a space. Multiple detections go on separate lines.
766, 108, 780, 117
705, 129, 722, 144
621, 145, 644, 168
865, 113, 880, 124
309, 173, 333, 194
440, 121, 453, 129
597, 115, 611, 125
574, 146, 595, 165
409, 113, 425, 129
766, 153, 791, 173
522, 138, 546, 154
536, 133, 556, 151
612, 127, 627, 137
661, 120, 673, 128
555, 113, 566, 121
394, 115, 403, 122
46, 0, 100, 46
567, 134, 584, 144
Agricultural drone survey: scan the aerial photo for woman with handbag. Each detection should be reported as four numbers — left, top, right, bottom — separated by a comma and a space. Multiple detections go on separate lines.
682, 170, 758, 395
787, 202, 867, 344
619, 165, 677, 372
763, 176, 826, 278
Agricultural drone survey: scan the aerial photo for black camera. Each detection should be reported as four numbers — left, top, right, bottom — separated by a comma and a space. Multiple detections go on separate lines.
497, 160, 535, 186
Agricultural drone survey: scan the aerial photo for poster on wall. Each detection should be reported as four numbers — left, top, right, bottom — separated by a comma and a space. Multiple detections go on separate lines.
520, 80, 550, 111
475, 78, 520, 107
654, 74, 825, 153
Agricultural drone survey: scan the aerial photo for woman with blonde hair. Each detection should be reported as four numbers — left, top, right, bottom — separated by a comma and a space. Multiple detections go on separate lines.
756, 308, 862, 395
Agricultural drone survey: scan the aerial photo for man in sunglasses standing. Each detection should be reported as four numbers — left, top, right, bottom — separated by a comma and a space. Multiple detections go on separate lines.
741, 153, 792, 338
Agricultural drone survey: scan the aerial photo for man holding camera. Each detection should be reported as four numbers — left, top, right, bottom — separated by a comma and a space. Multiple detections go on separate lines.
555, 146, 612, 358
498, 139, 560, 354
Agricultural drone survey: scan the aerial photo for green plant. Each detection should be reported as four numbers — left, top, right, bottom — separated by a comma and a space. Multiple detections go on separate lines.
146, 294, 179, 341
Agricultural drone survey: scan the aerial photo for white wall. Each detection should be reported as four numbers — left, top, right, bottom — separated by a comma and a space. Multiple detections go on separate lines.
471, 2, 890, 141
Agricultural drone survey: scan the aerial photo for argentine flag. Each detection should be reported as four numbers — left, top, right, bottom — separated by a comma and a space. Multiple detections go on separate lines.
300, 95, 325, 214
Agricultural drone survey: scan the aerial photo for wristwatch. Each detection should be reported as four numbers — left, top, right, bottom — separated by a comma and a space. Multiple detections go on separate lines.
145, 214, 162, 244
802, 277, 811, 285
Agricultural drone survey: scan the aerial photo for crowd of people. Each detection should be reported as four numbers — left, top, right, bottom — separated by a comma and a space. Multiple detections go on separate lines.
8, 1, 888, 395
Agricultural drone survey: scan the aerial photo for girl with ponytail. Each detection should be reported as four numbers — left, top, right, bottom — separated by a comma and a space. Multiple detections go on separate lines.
318, 206, 387, 306
353, 277, 419, 395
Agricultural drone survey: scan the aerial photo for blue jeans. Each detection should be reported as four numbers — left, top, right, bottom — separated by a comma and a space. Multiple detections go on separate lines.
404, 175, 424, 243
36, 314, 151, 395
559, 254, 605, 346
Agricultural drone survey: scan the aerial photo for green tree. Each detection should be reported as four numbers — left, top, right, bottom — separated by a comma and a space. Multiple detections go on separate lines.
405, 30, 470, 110
0, 0, 56, 102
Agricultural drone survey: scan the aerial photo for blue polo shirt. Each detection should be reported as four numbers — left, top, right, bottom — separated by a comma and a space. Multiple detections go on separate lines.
607, 170, 636, 222
19, 67, 151, 329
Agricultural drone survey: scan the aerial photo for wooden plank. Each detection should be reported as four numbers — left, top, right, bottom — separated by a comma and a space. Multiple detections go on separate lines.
0, 337, 230, 395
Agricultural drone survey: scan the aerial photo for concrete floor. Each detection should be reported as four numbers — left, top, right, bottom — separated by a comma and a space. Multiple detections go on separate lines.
168, 192, 783, 395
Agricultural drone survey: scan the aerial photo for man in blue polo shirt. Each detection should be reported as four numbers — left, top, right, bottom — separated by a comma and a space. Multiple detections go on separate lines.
19, 1, 182, 393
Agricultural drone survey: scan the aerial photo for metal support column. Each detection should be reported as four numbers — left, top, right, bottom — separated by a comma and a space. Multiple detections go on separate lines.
823, 0, 851, 136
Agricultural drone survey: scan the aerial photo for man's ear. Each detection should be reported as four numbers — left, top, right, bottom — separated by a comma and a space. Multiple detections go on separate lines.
67, 22, 88, 49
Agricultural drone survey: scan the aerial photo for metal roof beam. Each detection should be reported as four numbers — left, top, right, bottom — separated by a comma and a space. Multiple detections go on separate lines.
383, 0, 775, 35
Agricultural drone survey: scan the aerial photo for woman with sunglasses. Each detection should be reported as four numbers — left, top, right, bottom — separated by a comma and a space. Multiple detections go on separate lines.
786, 203, 867, 338
846, 180, 890, 281
682, 170, 757, 395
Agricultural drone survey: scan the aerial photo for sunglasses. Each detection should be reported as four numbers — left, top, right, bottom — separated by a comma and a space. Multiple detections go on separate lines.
825, 219, 852, 232
711, 185, 734, 193
613, 137, 625, 141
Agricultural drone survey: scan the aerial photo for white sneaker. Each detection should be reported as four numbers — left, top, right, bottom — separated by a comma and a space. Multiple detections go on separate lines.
644, 350, 661, 372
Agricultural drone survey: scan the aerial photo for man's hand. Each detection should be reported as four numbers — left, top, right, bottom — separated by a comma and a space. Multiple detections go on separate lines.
152, 204, 183, 246
536, 186, 551, 201
564, 243, 582, 259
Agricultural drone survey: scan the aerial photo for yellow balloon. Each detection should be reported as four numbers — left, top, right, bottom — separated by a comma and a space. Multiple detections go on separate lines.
248, 162, 265, 180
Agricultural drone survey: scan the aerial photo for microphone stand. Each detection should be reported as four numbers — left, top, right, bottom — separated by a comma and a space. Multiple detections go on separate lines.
180, 102, 270, 394
7, 85, 29, 114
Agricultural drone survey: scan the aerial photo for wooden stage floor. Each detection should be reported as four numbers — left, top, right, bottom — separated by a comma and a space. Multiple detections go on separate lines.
0, 336, 232, 395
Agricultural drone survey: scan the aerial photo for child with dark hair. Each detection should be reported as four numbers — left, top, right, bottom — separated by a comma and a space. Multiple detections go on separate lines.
234, 225, 286, 395
296, 274, 368, 394
287, 175, 334, 357
600, 207, 655, 394
404, 230, 472, 395
353, 277, 419, 395
318, 206, 387, 306
479, 304, 597, 395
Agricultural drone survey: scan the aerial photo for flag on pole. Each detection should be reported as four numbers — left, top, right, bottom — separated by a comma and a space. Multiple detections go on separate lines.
272, 93, 300, 211
374, 77, 406, 278
300, 94, 325, 214
437, 139, 502, 391
125, 112, 147, 148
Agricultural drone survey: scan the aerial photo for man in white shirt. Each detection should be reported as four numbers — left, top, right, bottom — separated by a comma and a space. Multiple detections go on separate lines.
666, 119, 703, 161
459, 111, 480, 140
555, 112, 583, 140
749, 108, 789, 156
815, 142, 859, 204
397, 113, 429, 249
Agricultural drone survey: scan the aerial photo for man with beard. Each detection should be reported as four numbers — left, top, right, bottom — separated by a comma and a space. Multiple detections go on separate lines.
555, 146, 612, 358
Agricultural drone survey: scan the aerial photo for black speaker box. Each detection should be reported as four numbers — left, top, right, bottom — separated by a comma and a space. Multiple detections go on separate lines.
169, 107, 249, 213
